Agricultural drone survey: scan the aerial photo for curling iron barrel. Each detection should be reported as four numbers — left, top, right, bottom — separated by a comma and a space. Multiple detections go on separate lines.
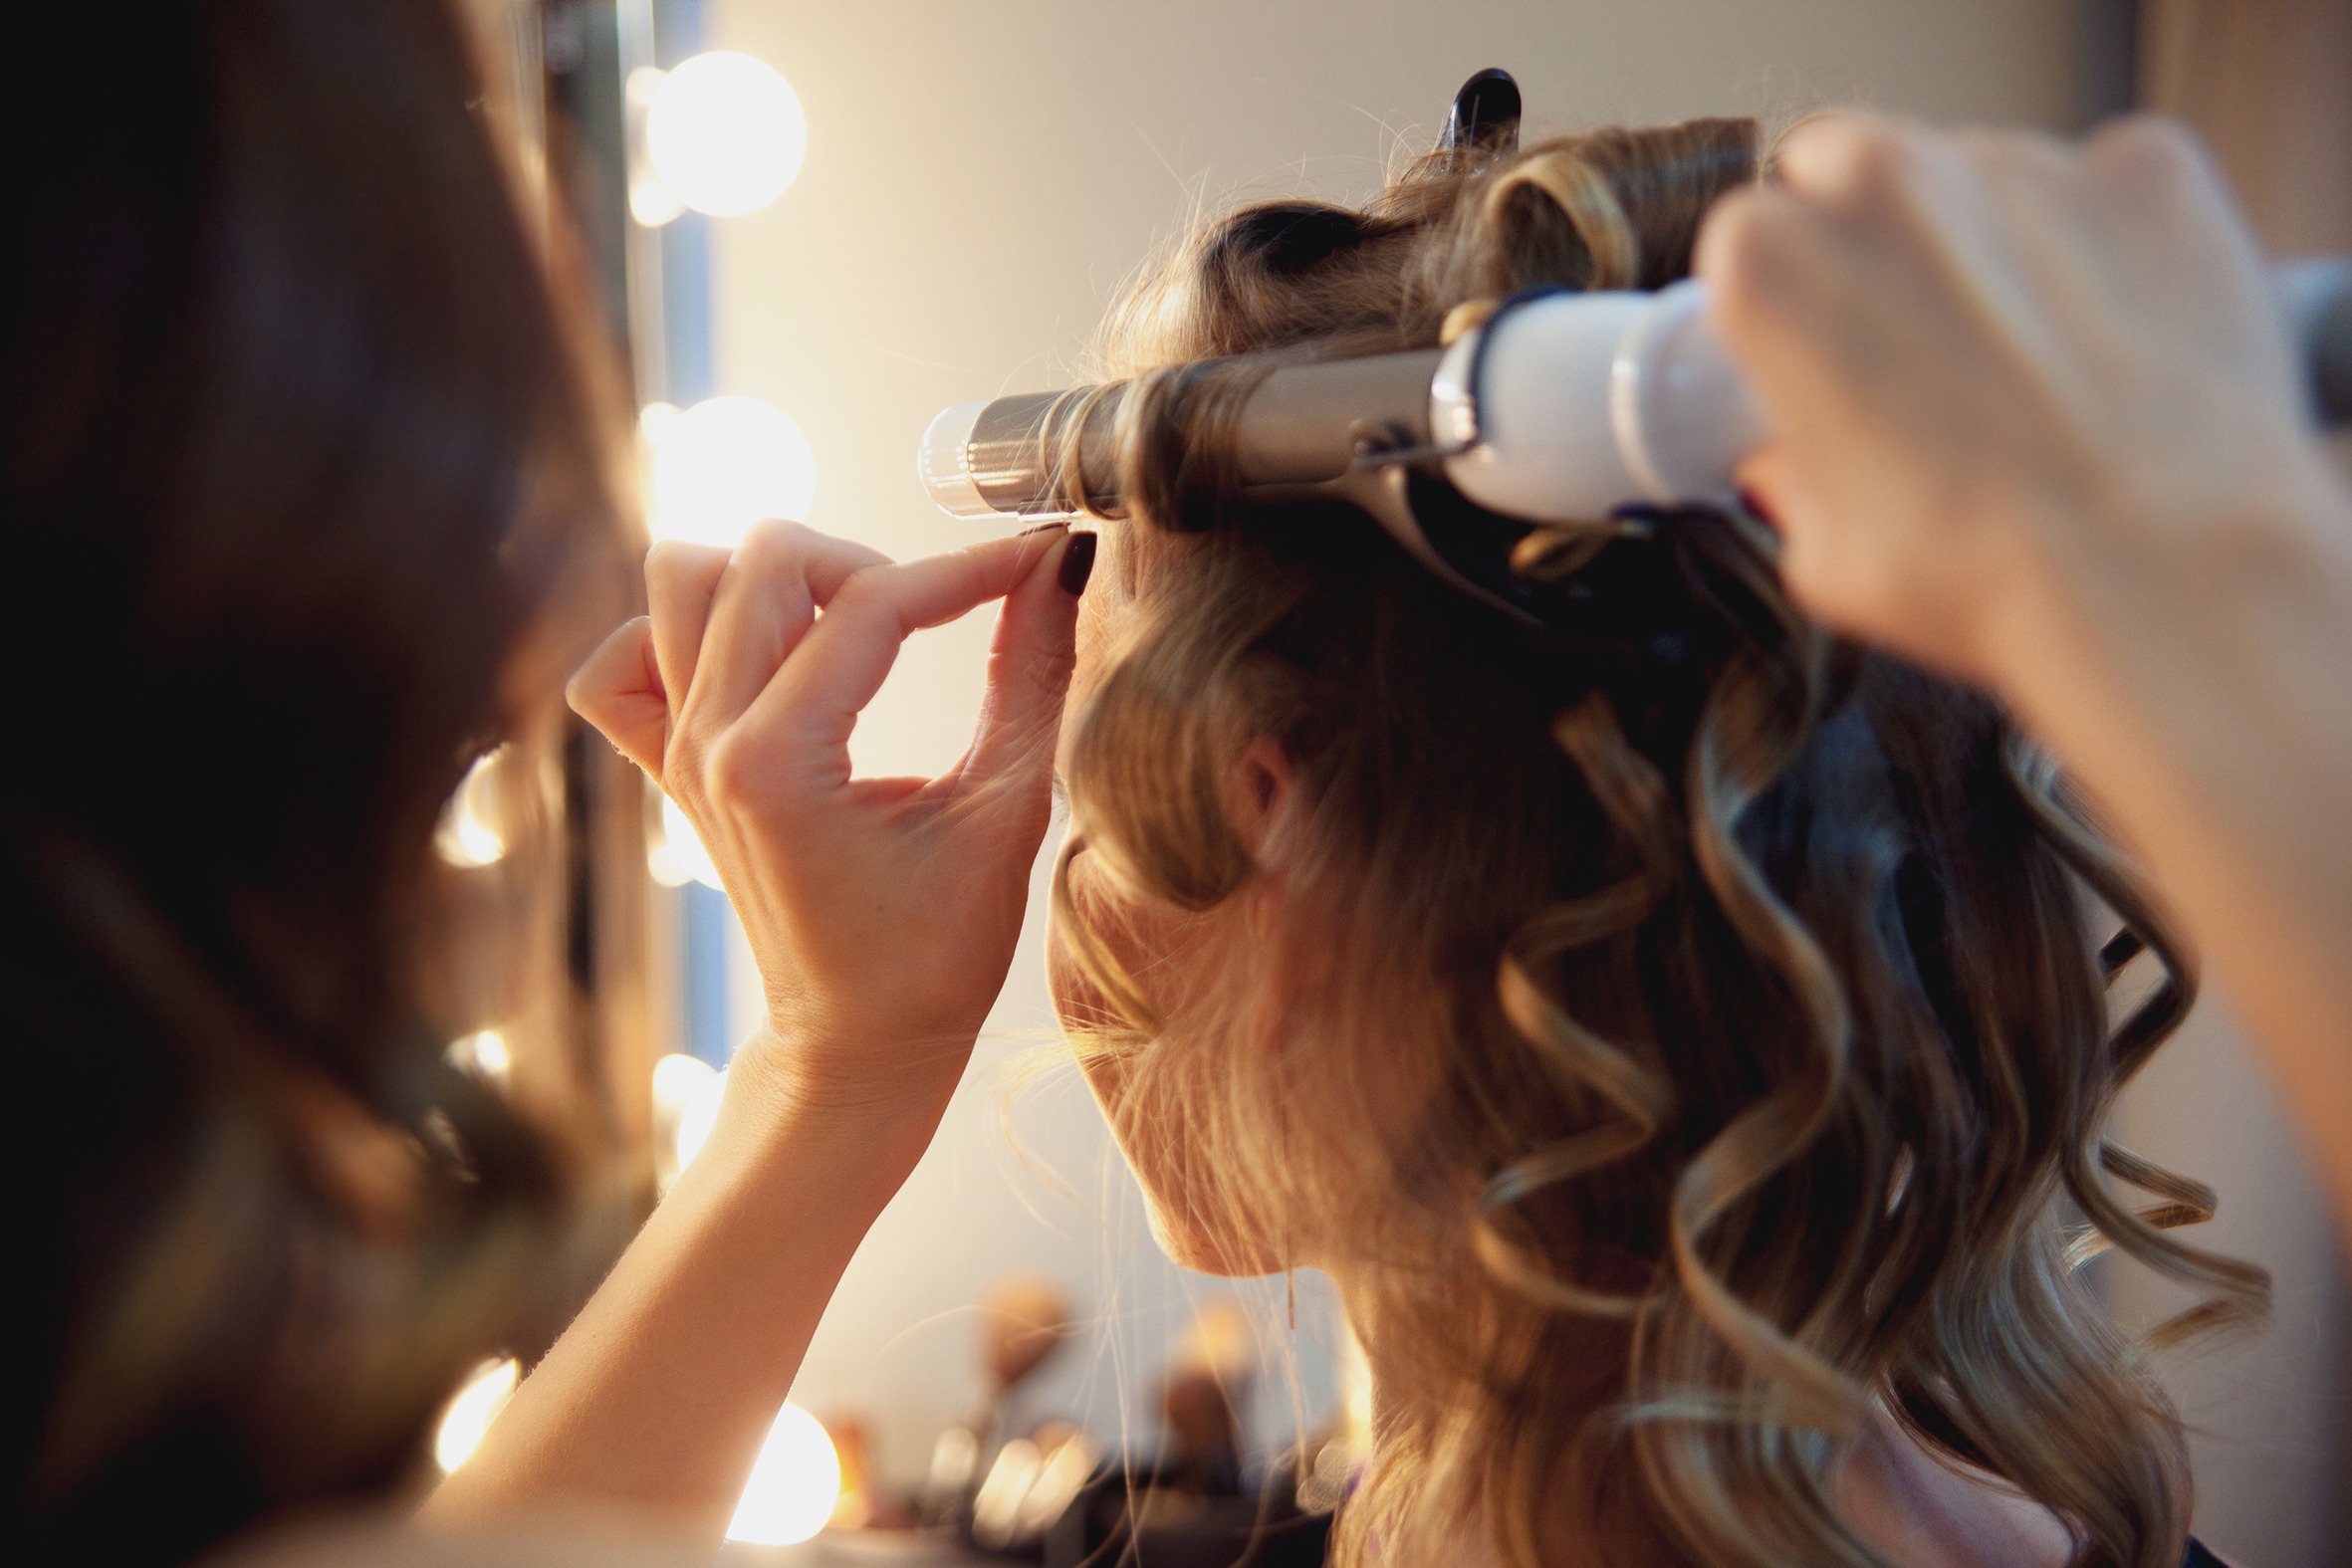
919, 261, 2352, 528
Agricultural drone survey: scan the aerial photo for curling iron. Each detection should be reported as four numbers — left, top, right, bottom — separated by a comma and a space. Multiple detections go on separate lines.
915, 65, 2352, 623
917, 260, 2352, 621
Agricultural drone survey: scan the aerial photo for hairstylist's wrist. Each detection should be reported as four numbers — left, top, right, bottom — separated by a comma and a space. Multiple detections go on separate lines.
1987, 428, 2352, 743
720, 1015, 972, 1181
1972, 414, 2336, 675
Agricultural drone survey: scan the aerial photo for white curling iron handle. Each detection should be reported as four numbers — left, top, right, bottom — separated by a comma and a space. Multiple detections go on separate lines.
1439, 261, 2352, 527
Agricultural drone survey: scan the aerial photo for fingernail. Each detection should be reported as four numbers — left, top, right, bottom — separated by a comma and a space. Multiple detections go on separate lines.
1058, 530, 1098, 596
1018, 520, 1068, 538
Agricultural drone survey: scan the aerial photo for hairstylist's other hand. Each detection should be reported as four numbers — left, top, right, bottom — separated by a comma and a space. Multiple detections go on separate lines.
1697, 112, 2328, 688
568, 522, 1087, 1152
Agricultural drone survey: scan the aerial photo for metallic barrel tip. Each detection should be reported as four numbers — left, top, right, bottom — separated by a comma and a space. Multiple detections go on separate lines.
918, 390, 1118, 519
916, 400, 993, 518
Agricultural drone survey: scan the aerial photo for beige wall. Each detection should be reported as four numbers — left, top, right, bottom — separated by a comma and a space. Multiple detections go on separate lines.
703, 4, 2348, 1553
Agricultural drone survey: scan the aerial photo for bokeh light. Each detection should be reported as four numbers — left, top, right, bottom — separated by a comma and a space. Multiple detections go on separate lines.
652, 1051, 717, 1126
646, 395, 817, 549
434, 746, 508, 868
624, 67, 687, 228
649, 1051, 717, 1192
445, 1028, 512, 1092
433, 1357, 520, 1474
649, 795, 723, 890
646, 52, 807, 218
630, 173, 685, 228
674, 1065, 729, 1177
726, 1402, 841, 1546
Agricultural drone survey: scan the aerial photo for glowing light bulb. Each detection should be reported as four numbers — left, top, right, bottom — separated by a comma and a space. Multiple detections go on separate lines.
674, 1065, 729, 1177
649, 1051, 717, 1192
648, 795, 723, 890
433, 1357, 519, 1473
646, 52, 807, 218
726, 1403, 840, 1546
446, 1028, 512, 1091
634, 403, 678, 551
638, 399, 682, 448
652, 1052, 716, 1123
435, 747, 509, 868
630, 175, 685, 227
646, 396, 816, 549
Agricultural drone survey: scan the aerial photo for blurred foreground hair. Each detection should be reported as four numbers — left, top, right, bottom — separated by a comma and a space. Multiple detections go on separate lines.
1053, 115, 2267, 1568
0, 4, 632, 1562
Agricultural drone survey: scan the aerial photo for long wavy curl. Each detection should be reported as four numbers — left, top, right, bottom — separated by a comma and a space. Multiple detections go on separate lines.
1049, 114, 2266, 1568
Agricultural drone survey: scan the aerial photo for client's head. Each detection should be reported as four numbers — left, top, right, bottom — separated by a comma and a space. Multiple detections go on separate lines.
1047, 114, 2264, 1568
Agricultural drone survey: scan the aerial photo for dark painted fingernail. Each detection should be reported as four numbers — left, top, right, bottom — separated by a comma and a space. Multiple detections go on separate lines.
1738, 486, 1779, 530
1058, 530, 1097, 596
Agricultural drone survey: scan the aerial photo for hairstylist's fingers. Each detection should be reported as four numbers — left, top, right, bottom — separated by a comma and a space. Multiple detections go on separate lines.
1733, 444, 1852, 614
678, 521, 890, 742
734, 534, 1050, 791
567, 617, 668, 777
644, 541, 732, 719
1698, 184, 1868, 438
964, 529, 1086, 796
1769, 112, 1927, 208
2083, 112, 2217, 202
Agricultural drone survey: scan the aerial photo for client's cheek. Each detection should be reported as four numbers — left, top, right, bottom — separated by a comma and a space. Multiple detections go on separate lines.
1050, 862, 1289, 1277
1045, 912, 1109, 1035
1049, 842, 1199, 1026
1048, 855, 1149, 1138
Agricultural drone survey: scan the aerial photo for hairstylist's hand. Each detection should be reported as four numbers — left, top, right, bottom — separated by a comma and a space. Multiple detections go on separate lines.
568, 521, 1088, 1149
1696, 112, 2328, 688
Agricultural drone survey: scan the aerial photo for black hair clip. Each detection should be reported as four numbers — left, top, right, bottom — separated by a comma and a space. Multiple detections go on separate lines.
1440, 68, 1522, 158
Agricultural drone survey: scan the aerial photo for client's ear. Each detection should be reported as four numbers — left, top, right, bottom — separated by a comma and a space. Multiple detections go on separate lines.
1225, 737, 1294, 858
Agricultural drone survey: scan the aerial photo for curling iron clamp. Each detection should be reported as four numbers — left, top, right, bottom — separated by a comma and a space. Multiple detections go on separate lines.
916, 72, 2352, 623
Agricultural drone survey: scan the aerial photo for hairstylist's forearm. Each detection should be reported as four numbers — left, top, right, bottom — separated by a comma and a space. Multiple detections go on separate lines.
419, 1032, 944, 1538
1994, 445, 2352, 1235
432, 522, 1080, 1538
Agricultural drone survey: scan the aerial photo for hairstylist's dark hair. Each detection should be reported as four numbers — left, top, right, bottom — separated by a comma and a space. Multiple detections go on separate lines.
0, 4, 631, 1561
1053, 117, 2268, 1567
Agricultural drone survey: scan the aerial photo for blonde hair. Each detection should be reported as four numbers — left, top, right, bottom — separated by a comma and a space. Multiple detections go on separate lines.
1050, 117, 2267, 1568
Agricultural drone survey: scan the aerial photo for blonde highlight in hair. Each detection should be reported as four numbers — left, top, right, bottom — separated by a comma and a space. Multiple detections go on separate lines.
1053, 114, 2263, 1568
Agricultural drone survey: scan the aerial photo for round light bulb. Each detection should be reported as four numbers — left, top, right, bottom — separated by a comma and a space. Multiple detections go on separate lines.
433, 1357, 519, 1474
652, 1051, 717, 1122
629, 174, 685, 228
645, 52, 807, 218
674, 1065, 729, 1176
646, 395, 817, 550
727, 1403, 840, 1546
650, 795, 723, 890
650, 1052, 719, 1192
446, 1028, 513, 1091
435, 747, 509, 868
638, 399, 682, 446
